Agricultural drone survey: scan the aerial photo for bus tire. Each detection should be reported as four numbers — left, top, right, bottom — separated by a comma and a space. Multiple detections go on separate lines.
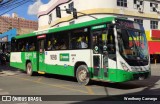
26, 62, 33, 76
76, 65, 90, 85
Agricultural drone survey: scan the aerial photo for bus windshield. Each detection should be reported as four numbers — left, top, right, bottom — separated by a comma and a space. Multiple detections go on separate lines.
117, 28, 149, 61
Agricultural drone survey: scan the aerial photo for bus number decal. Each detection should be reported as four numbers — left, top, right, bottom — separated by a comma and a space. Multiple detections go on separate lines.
50, 55, 57, 60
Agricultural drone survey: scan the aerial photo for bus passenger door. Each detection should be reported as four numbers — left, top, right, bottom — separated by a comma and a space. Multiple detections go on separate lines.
92, 29, 109, 80
93, 54, 102, 79
38, 38, 46, 72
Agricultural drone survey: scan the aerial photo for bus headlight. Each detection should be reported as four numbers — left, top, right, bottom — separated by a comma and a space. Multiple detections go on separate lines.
121, 62, 129, 72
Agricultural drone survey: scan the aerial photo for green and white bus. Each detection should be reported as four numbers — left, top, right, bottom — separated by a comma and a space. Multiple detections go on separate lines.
10, 17, 151, 85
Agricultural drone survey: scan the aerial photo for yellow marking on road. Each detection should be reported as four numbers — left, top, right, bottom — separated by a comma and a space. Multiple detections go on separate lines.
85, 86, 94, 95
8, 75, 89, 94
12, 75, 71, 87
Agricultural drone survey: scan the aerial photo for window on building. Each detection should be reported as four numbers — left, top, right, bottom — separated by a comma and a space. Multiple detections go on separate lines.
134, 19, 143, 25
150, 3, 158, 12
69, 2, 74, 11
68, 2, 74, 11
48, 14, 52, 24
117, 0, 127, 7
133, 0, 144, 11
150, 21, 158, 29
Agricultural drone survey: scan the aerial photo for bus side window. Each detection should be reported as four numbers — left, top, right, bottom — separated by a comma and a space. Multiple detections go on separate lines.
29, 43, 35, 51
39, 40, 44, 53
47, 41, 52, 50
47, 36, 57, 51
71, 36, 88, 49
70, 38, 77, 49
107, 28, 115, 54
26, 42, 29, 51
80, 36, 88, 48
21, 45, 25, 51
60, 40, 67, 49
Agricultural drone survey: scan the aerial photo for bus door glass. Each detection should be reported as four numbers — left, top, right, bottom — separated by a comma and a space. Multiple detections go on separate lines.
92, 29, 109, 80
37, 35, 46, 72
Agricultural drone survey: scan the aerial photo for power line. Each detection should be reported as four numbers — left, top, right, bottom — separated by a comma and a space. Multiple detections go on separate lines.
0, 0, 17, 9
0, 0, 36, 33
0, 0, 31, 15
0, 0, 14, 6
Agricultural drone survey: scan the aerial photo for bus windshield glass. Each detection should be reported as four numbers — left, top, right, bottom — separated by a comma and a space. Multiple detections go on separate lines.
117, 28, 149, 61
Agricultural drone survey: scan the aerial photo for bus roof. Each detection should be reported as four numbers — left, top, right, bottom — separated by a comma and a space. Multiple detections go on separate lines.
13, 17, 144, 40
14, 16, 116, 39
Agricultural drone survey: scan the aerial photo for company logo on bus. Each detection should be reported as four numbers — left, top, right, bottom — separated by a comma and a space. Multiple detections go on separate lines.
60, 53, 69, 61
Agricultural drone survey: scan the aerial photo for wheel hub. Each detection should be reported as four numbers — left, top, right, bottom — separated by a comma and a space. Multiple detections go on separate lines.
79, 70, 87, 82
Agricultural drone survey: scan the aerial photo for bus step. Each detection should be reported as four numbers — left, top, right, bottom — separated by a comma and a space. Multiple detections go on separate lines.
38, 71, 45, 74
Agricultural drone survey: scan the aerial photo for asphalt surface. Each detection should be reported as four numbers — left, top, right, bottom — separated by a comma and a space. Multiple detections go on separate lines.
0, 63, 160, 104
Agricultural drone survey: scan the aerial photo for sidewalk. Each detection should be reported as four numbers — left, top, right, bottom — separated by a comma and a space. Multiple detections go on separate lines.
0, 65, 19, 76
0, 62, 17, 71
151, 63, 160, 69
0, 62, 19, 76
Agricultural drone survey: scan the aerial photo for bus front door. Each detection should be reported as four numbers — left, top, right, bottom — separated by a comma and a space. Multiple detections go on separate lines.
93, 54, 108, 80
92, 29, 109, 80
93, 54, 102, 79
38, 39, 46, 73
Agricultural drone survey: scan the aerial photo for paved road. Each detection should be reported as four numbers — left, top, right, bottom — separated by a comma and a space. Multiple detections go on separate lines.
0, 64, 160, 104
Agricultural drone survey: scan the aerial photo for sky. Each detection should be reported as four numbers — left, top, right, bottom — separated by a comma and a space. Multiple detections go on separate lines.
2, 0, 51, 21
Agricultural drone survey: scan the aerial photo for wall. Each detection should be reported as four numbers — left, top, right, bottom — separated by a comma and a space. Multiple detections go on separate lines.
38, 0, 160, 30
0, 28, 17, 42
37, 0, 160, 55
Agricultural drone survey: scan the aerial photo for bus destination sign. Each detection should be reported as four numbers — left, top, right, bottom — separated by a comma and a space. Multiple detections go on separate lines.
91, 24, 106, 30
116, 19, 142, 30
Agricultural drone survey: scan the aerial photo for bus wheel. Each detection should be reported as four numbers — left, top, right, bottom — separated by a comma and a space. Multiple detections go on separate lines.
76, 65, 90, 85
26, 62, 33, 76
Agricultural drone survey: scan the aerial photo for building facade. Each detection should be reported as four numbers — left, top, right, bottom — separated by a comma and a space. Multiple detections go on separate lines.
38, 0, 160, 62
0, 13, 38, 34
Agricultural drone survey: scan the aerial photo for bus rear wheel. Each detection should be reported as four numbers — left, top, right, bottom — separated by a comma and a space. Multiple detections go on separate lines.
76, 65, 90, 85
26, 62, 33, 76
